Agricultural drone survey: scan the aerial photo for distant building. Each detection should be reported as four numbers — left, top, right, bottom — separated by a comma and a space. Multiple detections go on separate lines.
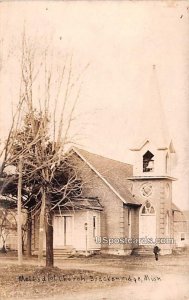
0, 195, 26, 251
172, 205, 189, 248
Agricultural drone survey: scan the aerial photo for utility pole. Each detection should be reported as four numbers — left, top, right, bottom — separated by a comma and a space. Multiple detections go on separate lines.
17, 156, 23, 265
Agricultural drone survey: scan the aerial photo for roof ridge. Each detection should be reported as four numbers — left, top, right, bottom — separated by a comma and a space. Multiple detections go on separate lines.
73, 146, 133, 167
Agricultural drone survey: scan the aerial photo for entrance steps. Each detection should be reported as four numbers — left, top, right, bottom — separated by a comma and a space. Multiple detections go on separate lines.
53, 247, 75, 258
132, 245, 154, 256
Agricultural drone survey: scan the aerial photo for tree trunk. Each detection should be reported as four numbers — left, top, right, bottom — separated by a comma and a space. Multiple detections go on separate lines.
17, 157, 23, 265
38, 190, 46, 265
26, 210, 32, 257
46, 198, 53, 267
22, 234, 25, 254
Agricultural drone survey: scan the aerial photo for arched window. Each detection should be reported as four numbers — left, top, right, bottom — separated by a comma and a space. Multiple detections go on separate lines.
143, 151, 154, 172
141, 201, 155, 215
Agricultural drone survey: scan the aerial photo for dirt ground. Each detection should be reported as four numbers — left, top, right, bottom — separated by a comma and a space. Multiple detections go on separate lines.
0, 252, 189, 300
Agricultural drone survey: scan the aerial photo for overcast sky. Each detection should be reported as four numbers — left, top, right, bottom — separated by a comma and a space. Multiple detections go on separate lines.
0, 1, 188, 209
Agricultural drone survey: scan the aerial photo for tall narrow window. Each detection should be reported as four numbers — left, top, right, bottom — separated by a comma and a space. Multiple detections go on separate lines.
143, 151, 154, 172
93, 216, 96, 237
128, 209, 131, 238
166, 153, 169, 173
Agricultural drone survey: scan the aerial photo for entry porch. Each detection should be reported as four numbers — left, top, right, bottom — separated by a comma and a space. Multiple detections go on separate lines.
32, 197, 102, 256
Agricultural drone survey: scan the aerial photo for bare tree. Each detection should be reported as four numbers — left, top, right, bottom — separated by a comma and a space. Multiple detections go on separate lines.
1, 31, 87, 267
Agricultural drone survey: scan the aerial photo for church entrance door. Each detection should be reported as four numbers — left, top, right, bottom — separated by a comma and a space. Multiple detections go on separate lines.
139, 201, 156, 245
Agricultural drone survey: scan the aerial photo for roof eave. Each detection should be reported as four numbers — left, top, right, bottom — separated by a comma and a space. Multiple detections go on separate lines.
124, 202, 141, 207
127, 176, 177, 181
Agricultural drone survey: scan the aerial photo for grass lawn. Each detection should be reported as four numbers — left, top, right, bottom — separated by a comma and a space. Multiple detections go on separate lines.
0, 262, 127, 299
0, 252, 188, 300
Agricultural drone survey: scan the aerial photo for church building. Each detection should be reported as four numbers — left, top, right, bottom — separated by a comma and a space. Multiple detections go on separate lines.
30, 66, 186, 257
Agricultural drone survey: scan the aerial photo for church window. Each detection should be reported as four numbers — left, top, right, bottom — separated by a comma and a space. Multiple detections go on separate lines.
128, 209, 131, 238
143, 151, 154, 172
165, 183, 170, 199
93, 216, 96, 237
140, 183, 153, 197
146, 201, 151, 208
141, 201, 155, 215
166, 153, 169, 173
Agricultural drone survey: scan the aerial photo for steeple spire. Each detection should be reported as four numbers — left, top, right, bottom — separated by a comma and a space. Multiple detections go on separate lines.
131, 65, 174, 152
130, 65, 175, 178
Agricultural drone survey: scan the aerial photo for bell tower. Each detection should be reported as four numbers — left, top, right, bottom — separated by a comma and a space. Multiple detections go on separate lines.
129, 65, 176, 254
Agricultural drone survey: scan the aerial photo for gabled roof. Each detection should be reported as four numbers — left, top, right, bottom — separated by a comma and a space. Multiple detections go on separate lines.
64, 197, 103, 211
130, 139, 150, 151
130, 138, 175, 153
72, 147, 141, 206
